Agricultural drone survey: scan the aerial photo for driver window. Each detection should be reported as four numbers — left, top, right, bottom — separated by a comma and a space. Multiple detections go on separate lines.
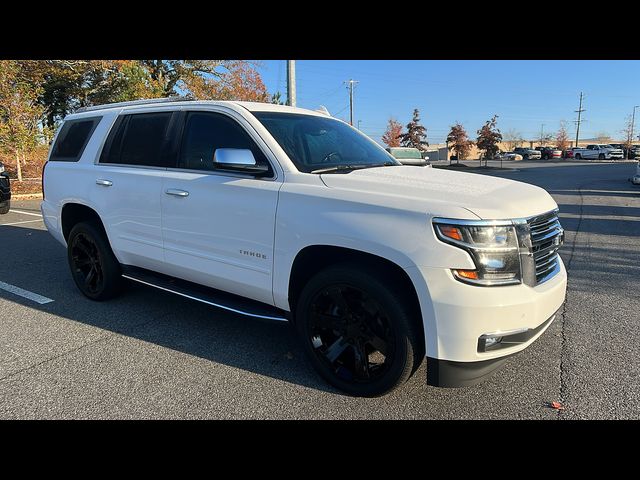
178, 111, 271, 174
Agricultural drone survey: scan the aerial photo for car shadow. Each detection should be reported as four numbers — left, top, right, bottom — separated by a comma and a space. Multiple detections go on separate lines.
0, 224, 336, 394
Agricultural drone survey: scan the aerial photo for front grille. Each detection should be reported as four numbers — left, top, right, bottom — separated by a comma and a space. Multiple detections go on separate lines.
528, 210, 564, 284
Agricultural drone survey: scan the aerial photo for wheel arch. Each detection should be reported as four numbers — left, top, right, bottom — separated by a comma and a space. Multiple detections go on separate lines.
287, 245, 426, 348
61, 202, 108, 242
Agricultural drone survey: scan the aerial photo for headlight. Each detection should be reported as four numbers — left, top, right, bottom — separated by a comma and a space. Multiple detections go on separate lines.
433, 219, 521, 286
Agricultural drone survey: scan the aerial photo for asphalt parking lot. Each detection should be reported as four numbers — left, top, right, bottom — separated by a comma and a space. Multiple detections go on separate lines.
1, 160, 639, 419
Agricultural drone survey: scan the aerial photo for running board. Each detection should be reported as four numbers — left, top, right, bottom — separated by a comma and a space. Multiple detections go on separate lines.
121, 266, 288, 322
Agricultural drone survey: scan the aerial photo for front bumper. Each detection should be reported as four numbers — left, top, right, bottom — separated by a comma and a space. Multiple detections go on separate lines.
404, 257, 567, 386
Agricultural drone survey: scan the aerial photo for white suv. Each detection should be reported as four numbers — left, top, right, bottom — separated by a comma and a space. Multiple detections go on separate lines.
41, 98, 567, 397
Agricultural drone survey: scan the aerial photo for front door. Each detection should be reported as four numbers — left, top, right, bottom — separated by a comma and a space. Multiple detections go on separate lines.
160, 111, 281, 305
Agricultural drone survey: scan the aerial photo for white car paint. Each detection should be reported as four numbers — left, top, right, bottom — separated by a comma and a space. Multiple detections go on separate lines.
573, 144, 624, 160
41, 100, 567, 369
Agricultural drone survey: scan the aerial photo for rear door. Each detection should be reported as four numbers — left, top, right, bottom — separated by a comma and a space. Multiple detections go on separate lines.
160, 109, 282, 305
91, 110, 179, 271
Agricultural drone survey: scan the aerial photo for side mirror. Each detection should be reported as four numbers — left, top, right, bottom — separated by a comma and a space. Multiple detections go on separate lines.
213, 148, 269, 175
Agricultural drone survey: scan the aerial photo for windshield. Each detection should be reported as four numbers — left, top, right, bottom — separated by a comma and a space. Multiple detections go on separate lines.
388, 148, 422, 159
253, 112, 400, 173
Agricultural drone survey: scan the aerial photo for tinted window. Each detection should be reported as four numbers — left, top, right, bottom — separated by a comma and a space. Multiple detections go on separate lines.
50, 117, 101, 162
178, 112, 271, 174
100, 112, 174, 167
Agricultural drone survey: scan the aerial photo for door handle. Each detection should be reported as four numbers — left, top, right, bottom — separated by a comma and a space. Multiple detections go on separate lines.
96, 179, 113, 187
165, 189, 189, 197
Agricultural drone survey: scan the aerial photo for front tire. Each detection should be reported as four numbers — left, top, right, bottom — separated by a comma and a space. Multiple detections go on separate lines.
67, 221, 123, 301
295, 264, 423, 397
0, 201, 9, 215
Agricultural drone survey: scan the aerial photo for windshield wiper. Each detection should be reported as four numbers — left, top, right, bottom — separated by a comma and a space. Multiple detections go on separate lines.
310, 162, 396, 174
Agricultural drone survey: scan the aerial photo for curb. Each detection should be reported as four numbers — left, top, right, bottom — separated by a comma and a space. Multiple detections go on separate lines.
12, 193, 43, 200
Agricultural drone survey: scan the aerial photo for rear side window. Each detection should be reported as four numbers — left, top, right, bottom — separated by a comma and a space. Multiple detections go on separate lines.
99, 112, 174, 167
50, 117, 101, 162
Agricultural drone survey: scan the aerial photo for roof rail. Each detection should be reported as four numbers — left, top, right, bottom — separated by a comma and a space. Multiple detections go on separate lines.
75, 96, 192, 113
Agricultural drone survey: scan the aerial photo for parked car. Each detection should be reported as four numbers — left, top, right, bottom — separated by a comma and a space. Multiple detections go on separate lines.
386, 147, 430, 166
0, 162, 11, 214
572, 144, 624, 160
631, 161, 640, 185
535, 146, 562, 160
609, 143, 640, 160
497, 151, 523, 161
41, 98, 567, 397
513, 147, 541, 160
563, 149, 574, 159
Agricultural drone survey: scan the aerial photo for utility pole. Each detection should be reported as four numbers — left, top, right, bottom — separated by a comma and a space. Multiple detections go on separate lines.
287, 60, 296, 107
539, 124, 545, 146
629, 105, 639, 160
344, 79, 359, 126
574, 92, 585, 148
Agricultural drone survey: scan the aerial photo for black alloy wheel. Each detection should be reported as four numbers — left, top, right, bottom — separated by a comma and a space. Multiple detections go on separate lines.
67, 221, 122, 300
70, 232, 104, 295
296, 265, 422, 397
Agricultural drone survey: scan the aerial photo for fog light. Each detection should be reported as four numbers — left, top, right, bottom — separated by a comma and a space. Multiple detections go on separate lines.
484, 336, 503, 348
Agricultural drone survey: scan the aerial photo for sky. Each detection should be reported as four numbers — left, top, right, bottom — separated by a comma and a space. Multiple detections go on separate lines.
257, 60, 640, 145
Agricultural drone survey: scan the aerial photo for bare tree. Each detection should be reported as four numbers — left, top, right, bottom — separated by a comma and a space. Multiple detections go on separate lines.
503, 128, 523, 151
595, 131, 612, 143
621, 114, 634, 151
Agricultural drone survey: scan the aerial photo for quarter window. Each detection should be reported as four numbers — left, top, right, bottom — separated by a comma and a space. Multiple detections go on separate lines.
50, 117, 101, 162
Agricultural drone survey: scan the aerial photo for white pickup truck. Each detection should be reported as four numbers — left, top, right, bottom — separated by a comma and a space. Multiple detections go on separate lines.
41, 98, 567, 397
573, 144, 624, 160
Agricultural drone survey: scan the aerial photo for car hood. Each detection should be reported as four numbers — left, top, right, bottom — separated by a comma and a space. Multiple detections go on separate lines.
320, 166, 558, 220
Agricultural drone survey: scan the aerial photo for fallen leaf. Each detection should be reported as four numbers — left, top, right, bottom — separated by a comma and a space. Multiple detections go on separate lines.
549, 401, 565, 410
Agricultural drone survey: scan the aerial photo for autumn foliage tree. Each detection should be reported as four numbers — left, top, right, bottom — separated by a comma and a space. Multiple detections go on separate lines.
446, 122, 473, 161
476, 115, 502, 164
556, 121, 570, 152
382, 118, 403, 147
0, 61, 46, 181
398, 108, 428, 151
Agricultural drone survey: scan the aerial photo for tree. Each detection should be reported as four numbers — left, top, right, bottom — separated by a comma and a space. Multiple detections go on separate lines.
621, 115, 635, 154
15, 60, 270, 129
0, 61, 45, 181
381, 117, 403, 147
503, 128, 524, 151
595, 131, 611, 143
556, 121, 570, 151
271, 91, 285, 105
398, 108, 428, 151
446, 122, 473, 161
476, 115, 502, 165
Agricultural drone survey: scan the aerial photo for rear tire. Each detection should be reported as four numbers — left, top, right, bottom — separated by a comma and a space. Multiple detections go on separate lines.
295, 264, 423, 397
598, 153, 605, 160
0, 201, 9, 215
67, 221, 123, 301
575, 153, 582, 159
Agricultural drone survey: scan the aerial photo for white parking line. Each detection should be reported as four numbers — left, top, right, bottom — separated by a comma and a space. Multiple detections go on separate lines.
0, 219, 43, 226
0, 280, 54, 304
9, 209, 42, 217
